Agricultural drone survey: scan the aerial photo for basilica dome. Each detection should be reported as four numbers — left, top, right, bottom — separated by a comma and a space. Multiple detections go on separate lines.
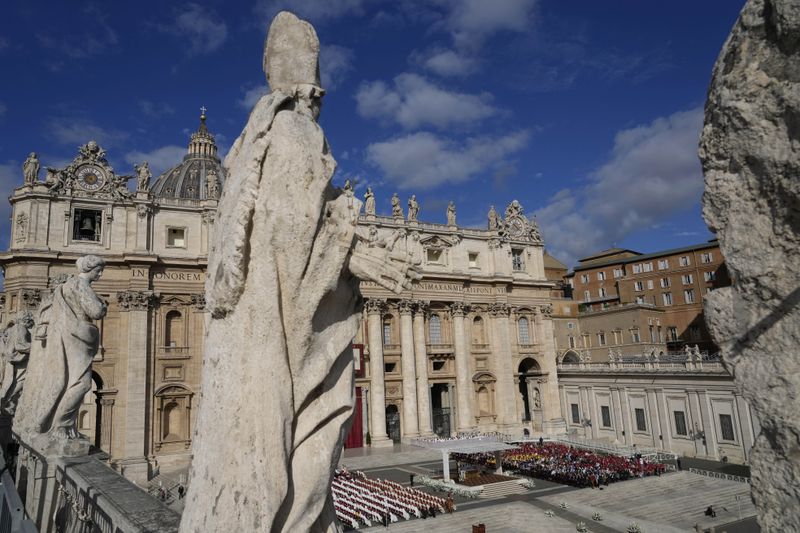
150, 111, 225, 200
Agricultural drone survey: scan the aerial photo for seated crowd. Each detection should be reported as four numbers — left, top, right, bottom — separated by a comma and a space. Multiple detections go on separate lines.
332, 469, 448, 530
452, 442, 666, 488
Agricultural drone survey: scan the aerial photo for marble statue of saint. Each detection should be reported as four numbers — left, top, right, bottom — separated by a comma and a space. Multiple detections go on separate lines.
364, 186, 375, 215
447, 201, 457, 225
181, 12, 420, 533
0, 312, 34, 415
206, 169, 220, 199
408, 195, 419, 221
488, 205, 500, 230
14, 256, 107, 442
135, 161, 151, 191
23, 153, 40, 185
392, 192, 403, 218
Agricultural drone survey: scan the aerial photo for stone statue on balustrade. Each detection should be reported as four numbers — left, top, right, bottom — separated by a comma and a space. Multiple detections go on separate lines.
391, 192, 403, 218
180, 12, 421, 533
23, 153, 40, 185
408, 195, 419, 221
364, 186, 375, 215
135, 161, 151, 191
447, 201, 457, 225
488, 205, 500, 230
14, 255, 107, 454
0, 312, 34, 415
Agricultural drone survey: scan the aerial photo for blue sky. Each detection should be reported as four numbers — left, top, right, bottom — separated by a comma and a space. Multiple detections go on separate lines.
0, 0, 744, 266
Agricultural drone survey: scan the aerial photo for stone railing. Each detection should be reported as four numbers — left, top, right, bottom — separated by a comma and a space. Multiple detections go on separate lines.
0, 455, 37, 532
688, 468, 751, 484
578, 302, 657, 316
557, 359, 727, 374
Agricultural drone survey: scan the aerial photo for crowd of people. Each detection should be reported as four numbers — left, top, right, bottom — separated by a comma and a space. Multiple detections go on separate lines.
331, 469, 452, 530
452, 442, 667, 488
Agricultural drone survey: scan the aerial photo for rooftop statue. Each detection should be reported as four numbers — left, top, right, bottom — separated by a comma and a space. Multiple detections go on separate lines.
447, 201, 456, 225
135, 161, 151, 192
0, 312, 34, 415
181, 11, 420, 533
23, 153, 39, 185
408, 194, 419, 221
391, 192, 403, 218
364, 186, 375, 215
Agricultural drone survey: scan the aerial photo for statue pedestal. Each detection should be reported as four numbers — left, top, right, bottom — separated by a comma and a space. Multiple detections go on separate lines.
113, 456, 150, 485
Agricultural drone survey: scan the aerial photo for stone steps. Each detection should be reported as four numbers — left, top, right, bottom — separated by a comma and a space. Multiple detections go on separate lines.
479, 479, 529, 498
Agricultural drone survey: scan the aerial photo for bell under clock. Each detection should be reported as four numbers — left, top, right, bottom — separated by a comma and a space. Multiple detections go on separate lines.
75, 165, 106, 191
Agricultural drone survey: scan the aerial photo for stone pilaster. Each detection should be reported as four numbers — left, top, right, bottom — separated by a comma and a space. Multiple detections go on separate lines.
365, 299, 392, 447
397, 299, 419, 439
697, 390, 718, 459
116, 290, 158, 483
413, 301, 433, 436
489, 303, 517, 428
535, 305, 566, 434
98, 392, 116, 455
451, 302, 473, 432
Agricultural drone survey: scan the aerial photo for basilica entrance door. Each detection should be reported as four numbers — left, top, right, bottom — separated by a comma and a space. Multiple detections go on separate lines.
386, 405, 401, 443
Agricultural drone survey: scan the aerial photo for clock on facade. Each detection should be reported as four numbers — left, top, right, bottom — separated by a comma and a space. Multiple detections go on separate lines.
75, 165, 106, 191
507, 217, 525, 238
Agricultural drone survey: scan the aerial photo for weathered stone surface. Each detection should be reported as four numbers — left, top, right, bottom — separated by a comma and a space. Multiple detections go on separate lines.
180, 11, 418, 533
699, 1, 800, 530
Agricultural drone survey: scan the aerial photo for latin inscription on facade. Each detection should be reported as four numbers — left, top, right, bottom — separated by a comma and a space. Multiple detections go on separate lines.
132, 268, 204, 282
360, 280, 505, 294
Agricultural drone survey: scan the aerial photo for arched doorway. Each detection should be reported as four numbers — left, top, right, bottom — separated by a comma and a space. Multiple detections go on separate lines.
518, 358, 542, 426
385, 404, 401, 443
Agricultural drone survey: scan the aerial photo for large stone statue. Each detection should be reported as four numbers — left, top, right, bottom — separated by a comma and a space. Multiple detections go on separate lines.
135, 161, 151, 191
447, 201, 457, 225
699, 1, 800, 530
180, 12, 420, 533
23, 153, 39, 185
391, 192, 403, 218
407, 194, 419, 221
488, 205, 500, 230
0, 312, 34, 415
14, 256, 107, 448
364, 186, 375, 215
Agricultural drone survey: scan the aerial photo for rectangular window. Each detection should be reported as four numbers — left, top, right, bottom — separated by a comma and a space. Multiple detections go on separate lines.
649, 325, 656, 343
643, 262, 654, 272
382, 323, 392, 345
679, 256, 691, 267
597, 271, 606, 281
581, 274, 589, 284
684, 289, 696, 304
658, 259, 669, 270
632, 264, 642, 274
704, 271, 715, 282
598, 287, 607, 298
634, 281, 644, 291
635, 295, 645, 304
428, 316, 442, 344
468, 252, 479, 268
583, 290, 591, 302
662, 292, 673, 306
72, 208, 103, 242
427, 248, 443, 264
674, 411, 688, 436
689, 325, 701, 339
668, 326, 678, 341
660, 277, 671, 288
601, 405, 612, 428
701, 252, 714, 263
631, 329, 641, 343
167, 227, 186, 247
567, 322, 574, 329
598, 332, 606, 346
613, 330, 621, 344
582, 334, 590, 348
647, 279, 654, 290
719, 414, 735, 441
657, 326, 663, 342
613, 268, 623, 278
635, 408, 647, 432
512, 249, 525, 271
568, 336, 576, 349
571, 403, 580, 424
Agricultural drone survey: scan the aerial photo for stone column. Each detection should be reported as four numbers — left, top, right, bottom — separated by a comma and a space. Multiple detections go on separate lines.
398, 299, 419, 440
98, 392, 117, 455
489, 303, 517, 429
587, 386, 599, 440
655, 389, 673, 452
536, 305, 566, 433
365, 299, 392, 447
697, 390, 718, 459
451, 302, 473, 432
619, 388, 634, 446
611, 387, 625, 443
447, 383, 456, 436
413, 301, 433, 436
646, 389, 662, 449
734, 393, 754, 462
116, 290, 156, 484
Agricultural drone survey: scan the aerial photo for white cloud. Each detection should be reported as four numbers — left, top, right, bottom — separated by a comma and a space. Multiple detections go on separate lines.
138, 100, 175, 119
254, 0, 366, 25
366, 129, 529, 189
160, 3, 227, 55
125, 145, 187, 176
356, 73, 497, 129
417, 49, 477, 77
443, 0, 536, 49
321, 44, 354, 89
45, 117, 128, 148
535, 107, 705, 266
238, 84, 269, 109
36, 5, 118, 59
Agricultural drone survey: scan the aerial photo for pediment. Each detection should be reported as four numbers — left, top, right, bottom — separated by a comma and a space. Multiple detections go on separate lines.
419, 235, 455, 248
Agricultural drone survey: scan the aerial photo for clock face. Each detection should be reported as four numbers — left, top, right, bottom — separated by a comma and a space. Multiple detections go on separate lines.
76, 165, 106, 191
508, 218, 525, 237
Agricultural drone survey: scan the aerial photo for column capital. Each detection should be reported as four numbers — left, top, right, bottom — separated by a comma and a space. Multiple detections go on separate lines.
413, 300, 430, 316
117, 290, 159, 311
539, 303, 553, 318
364, 298, 387, 315
488, 302, 510, 317
449, 301, 469, 317
397, 299, 415, 315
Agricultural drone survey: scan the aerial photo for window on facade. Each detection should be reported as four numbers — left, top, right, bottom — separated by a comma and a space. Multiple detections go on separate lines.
635, 295, 645, 304
568, 336, 576, 349
582, 334, 590, 348
674, 411, 688, 435
472, 316, 485, 345
571, 403, 580, 424
428, 315, 442, 344
613, 268, 623, 278
704, 271, 715, 282
679, 256, 691, 267
597, 332, 606, 346
660, 277, 671, 288
668, 326, 678, 341
649, 325, 656, 343
634, 281, 644, 291
591, 406, 608, 429
432, 361, 446, 371
597, 271, 606, 281
613, 330, 621, 344
684, 289, 696, 304
658, 259, 669, 270
643, 262, 654, 272
165, 310, 183, 347
567, 322, 574, 329
518, 317, 531, 344
662, 292, 673, 306
426, 248, 443, 264
72, 208, 102, 242
719, 414, 735, 441
701, 252, 714, 263
581, 274, 589, 284
167, 227, 186, 247
682, 274, 693, 284
647, 279, 654, 290
384, 362, 397, 373
468, 252, 479, 268
598, 287, 607, 298
632, 264, 642, 274
583, 290, 591, 302
657, 326, 663, 342
512, 249, 525, 271
382, 319, 393, 345
635, 408, 647, 432
631, 329, 641, 343
689, 325, 701, 339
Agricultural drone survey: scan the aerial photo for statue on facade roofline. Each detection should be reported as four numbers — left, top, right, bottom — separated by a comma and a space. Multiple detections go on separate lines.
135, 161, 151, 192
408, 194, 419, 221
488, 205, 500, 230
182, 11, 420, 533
391, 192, 403, 218
447, 200, 457, 225
23, 153, 39, 185
364, 186, 375, 215
0, 312, 34, 415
